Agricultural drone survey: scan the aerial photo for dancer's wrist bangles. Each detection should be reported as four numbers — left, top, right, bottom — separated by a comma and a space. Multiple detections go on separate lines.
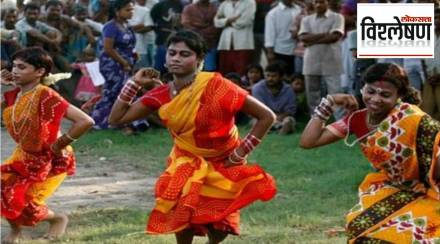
312, 95, 335, 122
117, 79, 142, 104
228, 134, 261, 165
51, 133, 77, 154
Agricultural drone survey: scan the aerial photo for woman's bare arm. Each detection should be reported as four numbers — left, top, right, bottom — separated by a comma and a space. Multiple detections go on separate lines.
240, 95, 276, 139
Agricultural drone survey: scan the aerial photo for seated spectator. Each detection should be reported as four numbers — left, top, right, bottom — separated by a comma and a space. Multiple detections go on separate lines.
15, 3, 63, 57
241, 63, 264, 91
90, 0, 110, 23
73, 4, 104, 36
0, 8, 21, 69
252, 62, 297, 134
42, 0, 96, 63
290, 72, 307, 118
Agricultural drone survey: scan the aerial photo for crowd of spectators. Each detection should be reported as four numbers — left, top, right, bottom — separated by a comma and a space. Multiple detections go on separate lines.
1, 0, 439, 134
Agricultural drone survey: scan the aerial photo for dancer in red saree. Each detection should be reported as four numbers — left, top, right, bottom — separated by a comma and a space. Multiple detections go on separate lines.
109, 30, 277, 243
1, 47, 94, 243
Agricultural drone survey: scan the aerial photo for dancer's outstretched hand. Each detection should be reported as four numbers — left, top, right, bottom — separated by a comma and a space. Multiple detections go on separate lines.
133, 67, 162, 89
331, 94, 359, 112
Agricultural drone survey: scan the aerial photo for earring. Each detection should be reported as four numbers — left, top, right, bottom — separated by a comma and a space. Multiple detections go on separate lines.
164, 63, 168, 68
197, 60, 204, 72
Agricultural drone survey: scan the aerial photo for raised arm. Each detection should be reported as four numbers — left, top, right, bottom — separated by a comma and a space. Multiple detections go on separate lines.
300, 94, 358, 149
299, 115, 341, 148
108, 68, 162, 126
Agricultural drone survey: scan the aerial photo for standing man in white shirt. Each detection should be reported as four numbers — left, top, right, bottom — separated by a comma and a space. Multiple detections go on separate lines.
264, 0, 302, 76
129, 0, 156, 69
298, 0, 344, 117
214, 0, 256, 76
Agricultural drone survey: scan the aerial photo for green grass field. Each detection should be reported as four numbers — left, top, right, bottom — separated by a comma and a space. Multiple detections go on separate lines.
17, 123, 371, 244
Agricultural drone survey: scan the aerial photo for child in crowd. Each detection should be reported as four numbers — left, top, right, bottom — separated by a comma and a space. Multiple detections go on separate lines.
72, 46, 101, 104
290, 73, 308, 118
241, 64, 264, 92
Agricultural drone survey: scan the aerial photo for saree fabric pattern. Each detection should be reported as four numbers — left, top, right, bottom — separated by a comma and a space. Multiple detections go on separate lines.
330, 103, 440, 243
142, 72, 276, 235
1, 85, 74, 226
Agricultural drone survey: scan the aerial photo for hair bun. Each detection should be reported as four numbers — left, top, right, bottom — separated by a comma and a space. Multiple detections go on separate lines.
401, 87, 421, 105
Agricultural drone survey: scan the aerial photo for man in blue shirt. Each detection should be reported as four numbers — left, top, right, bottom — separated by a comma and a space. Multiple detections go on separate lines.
252, 62, 297, 134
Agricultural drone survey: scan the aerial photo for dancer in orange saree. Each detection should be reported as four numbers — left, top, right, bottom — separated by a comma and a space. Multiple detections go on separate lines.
300, 63, 440, 243
109, 30, 277, 243
1, 47, 94, 243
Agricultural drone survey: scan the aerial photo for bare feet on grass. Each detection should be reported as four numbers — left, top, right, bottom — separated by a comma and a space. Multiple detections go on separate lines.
2, 225, 24, 244
44, 213, 69, 240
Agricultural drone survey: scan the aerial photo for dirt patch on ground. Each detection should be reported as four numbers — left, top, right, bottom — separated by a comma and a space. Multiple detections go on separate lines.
0, 126, 157, 214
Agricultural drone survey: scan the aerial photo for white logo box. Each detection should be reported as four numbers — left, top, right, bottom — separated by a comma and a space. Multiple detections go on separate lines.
357, 3, 434, 59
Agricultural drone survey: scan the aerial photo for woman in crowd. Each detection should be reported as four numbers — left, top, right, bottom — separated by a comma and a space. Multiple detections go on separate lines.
300, 63, 440, 243
1, 47, 94, 243
91, 0, 137, 133
109, 30, 277, 243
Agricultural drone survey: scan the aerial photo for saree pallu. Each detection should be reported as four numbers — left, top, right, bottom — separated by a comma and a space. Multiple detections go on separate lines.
346, 103, 440, 243
1, 85, 75, 226
146, 72, 276, 235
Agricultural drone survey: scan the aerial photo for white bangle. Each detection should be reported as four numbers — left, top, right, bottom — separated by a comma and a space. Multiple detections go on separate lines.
64, 133, 77, 142
233, 149, 247, 160
228, 151, 246, 165
326, 95, 335, 106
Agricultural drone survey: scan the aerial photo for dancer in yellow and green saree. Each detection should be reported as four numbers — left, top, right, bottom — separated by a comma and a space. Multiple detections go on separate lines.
109, 30, 277, 243
300, 63, 440, 243
1, 47, 94, 243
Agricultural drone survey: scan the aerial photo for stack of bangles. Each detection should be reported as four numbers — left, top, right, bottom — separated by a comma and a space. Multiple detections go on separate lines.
51, 133, 77, 154
117, 79, 142, 104
312, 95, 335, 122
228, 134, 261, 165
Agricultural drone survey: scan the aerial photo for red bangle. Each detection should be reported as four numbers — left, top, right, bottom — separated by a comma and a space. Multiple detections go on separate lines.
240, 133, 261, 155
118, 80, 141, 103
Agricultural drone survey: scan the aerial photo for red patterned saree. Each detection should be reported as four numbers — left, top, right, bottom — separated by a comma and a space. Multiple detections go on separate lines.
140, 72, 276, 235
1, 85, 75, 226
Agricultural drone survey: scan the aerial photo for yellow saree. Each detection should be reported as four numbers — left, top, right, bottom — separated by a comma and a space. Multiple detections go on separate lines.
345, 103, 440, 243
